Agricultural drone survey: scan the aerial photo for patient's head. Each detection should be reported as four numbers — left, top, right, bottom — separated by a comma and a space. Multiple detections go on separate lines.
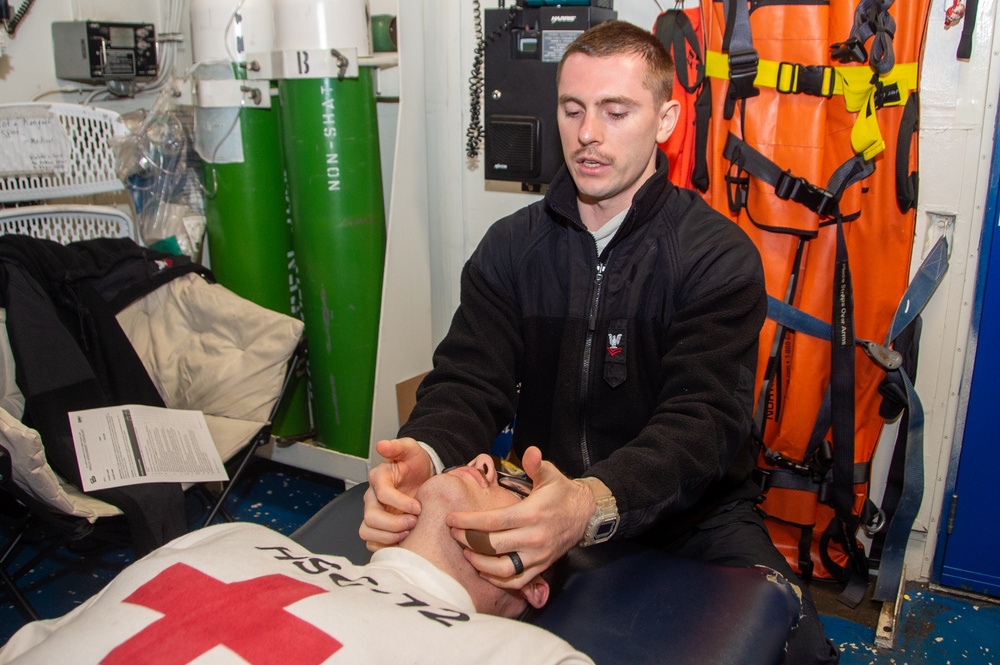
399, 454, 549, 618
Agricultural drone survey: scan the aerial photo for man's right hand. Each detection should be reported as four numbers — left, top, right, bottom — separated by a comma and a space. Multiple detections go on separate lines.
359, 437, 434, 551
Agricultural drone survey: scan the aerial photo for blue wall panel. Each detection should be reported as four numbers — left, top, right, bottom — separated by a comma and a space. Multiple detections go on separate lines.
939, 114, 1000, 598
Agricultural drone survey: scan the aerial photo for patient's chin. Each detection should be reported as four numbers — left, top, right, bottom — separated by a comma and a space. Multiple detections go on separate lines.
415, 473, 468, 510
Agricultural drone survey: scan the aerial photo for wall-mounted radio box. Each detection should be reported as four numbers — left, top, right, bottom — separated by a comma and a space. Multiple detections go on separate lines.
52, 20, 158, 82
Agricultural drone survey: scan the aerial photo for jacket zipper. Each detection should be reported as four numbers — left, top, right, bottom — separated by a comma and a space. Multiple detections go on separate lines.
579, 256, 608, 470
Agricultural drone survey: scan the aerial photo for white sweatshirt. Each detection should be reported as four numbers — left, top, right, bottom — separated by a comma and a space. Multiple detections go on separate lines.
0, 523, 593, 665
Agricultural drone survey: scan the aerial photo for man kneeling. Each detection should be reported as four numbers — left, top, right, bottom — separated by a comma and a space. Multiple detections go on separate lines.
0, 455, 591, 664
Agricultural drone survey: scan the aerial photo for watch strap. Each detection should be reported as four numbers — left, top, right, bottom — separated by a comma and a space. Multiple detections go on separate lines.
578, 477, 619, 546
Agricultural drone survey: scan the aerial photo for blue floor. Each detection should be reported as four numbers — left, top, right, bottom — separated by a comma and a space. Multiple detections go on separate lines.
826, 587, 1000, 665
3, 459, 999, 663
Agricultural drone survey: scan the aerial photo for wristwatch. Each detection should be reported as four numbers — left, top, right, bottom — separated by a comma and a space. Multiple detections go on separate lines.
577, 476, 619, 547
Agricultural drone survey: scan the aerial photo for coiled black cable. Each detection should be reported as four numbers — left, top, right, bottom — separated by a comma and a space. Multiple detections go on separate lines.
466, 0, 487, 159
466, 3, 519, 160
5, 0, 35, 37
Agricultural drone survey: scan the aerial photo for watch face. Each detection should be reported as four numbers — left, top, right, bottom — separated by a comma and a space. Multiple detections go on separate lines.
595, 519, 617, 539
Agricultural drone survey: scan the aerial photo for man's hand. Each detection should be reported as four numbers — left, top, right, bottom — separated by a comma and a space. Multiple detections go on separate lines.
446, 446, 596, 589
359, 438, 434, 551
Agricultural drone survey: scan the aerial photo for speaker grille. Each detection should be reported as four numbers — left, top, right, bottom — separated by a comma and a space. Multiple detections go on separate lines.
486, 116, 540, 180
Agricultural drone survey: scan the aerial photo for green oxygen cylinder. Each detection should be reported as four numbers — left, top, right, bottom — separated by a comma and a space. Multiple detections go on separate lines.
274, 0, 386, 457
191, 0, 311, 438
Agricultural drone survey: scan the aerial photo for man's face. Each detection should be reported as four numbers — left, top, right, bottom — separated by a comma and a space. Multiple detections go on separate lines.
557, 52, 677, 212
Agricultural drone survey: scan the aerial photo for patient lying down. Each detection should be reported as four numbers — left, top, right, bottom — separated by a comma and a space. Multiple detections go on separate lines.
0, 455, 592, 664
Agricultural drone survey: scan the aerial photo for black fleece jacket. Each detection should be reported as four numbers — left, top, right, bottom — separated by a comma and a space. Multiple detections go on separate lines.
400, 154, 768, 545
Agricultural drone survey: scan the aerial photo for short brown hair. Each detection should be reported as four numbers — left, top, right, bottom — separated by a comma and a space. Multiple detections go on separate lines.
557, 20, 675, 105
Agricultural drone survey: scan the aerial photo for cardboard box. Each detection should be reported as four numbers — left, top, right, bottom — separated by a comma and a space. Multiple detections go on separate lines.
395, 372, 429, 426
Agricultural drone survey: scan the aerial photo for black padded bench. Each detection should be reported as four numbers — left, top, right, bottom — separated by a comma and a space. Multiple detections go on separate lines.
292, 482, 802, 665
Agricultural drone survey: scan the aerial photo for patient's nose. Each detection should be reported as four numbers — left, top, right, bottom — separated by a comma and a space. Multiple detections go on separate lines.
469, 453, 496, 482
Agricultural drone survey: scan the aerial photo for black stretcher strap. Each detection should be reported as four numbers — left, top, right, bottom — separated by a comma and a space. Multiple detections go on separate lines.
654, 10, 705, 94
723, 133, 876, 223
895, 93, 919, 213
722, 0, 759, 118
831, 0, 897, 74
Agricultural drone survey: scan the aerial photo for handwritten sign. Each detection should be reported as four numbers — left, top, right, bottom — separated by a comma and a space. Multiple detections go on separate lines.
0, 106, 72, 176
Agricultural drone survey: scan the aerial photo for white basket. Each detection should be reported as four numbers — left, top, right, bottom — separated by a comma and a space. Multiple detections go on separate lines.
0, 103, 129, 203
0, 205, 137, 244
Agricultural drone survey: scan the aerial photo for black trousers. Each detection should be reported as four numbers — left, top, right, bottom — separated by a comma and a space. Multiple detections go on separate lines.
666, 500, 840, 665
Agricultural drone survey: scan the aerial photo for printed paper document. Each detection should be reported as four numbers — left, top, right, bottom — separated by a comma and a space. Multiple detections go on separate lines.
70, 405, 228, 491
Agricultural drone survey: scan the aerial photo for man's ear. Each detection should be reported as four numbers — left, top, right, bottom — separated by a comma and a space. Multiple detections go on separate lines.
520, 575, 551, 610
655, 99, 682, 144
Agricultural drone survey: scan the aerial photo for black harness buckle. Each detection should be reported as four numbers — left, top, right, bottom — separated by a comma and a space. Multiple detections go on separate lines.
830, 37, 867, 64
776, 62, 836, 98
727, 49, 761, 102
773, 170, 838, 218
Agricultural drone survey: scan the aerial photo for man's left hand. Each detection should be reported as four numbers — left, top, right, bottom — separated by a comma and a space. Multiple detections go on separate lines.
446, 446, 596, 589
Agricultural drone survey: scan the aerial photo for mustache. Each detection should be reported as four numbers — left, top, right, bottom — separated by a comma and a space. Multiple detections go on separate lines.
572, 148, 613, 164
